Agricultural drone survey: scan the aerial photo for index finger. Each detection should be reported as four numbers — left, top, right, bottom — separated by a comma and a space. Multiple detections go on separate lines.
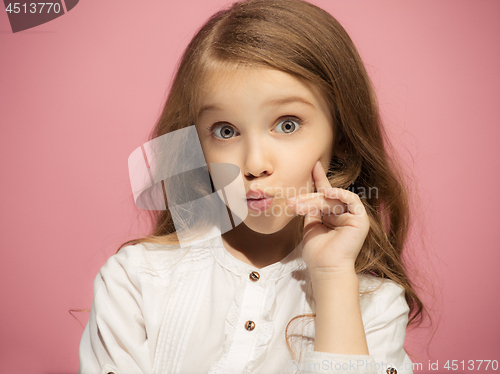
312, 160, 332, 193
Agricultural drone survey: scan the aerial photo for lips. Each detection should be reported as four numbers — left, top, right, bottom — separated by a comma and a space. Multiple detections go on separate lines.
246, 196, 274, 212
246, 189, 273, 212
246, 189, 272, 199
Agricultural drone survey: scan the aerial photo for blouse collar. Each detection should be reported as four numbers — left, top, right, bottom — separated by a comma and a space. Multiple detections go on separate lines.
198, 225, 306, 281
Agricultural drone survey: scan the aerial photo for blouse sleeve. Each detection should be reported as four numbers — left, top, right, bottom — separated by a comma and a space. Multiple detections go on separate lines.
300, 279, 413, 374
78, 246, 151, 374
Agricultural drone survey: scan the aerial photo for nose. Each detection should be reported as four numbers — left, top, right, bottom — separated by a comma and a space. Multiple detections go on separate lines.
243, 138, 273, 180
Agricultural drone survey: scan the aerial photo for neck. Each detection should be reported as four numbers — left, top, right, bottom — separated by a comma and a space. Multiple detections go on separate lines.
221, 216, 302, 269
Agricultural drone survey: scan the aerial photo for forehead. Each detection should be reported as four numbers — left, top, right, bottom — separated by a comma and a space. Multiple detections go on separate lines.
201, 64, 313, 96
197, 64, 330, 117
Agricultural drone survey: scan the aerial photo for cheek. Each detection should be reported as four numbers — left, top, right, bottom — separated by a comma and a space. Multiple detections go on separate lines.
199, 141, 224, 165
195, 128, 220, 162
279, 134, 333, 194
280, 151, 317, 195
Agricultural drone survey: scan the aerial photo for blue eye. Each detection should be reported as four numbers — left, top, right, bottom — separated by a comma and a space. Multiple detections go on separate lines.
210, 117, 302, 140
275, 117, 302, 134
213, 124, 238, 139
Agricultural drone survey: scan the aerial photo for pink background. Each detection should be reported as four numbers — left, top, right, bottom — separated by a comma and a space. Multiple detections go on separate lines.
1, 1, 499, 372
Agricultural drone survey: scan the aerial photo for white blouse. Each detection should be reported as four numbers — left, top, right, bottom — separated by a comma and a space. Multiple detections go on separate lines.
79, 226, 414, 374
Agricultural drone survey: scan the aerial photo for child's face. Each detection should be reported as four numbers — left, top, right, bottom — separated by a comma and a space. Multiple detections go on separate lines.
195, 66, 335, 234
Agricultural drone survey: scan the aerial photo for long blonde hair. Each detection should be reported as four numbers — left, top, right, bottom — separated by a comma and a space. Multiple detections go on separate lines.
117, 0, 430, 361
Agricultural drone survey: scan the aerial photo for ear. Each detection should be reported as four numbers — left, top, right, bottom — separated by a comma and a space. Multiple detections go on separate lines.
333, 132, 348, 159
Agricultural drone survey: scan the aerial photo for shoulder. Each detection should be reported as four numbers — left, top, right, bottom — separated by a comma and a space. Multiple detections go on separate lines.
98, 239, 214, 286
103, 241, 182, 271
356, 273, 409, 327
94, 242, 179, 285
114, 241, 184, 265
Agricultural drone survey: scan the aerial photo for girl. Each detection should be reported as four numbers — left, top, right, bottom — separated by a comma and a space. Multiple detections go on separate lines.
79, 0, 425, 373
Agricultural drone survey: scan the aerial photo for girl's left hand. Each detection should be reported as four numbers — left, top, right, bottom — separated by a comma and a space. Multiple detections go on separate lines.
286, 161, 370, 275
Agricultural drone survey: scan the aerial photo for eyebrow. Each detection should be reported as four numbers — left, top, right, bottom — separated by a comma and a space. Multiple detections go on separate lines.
198, 96, 316, 117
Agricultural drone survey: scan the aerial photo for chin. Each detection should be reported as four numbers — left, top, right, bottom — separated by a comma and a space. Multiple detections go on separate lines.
242, 212, 295, 234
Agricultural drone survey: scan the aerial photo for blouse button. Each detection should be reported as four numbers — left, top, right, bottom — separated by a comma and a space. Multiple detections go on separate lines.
244, 320, 256, 331
249, 271, 260, 282
386, 368, 397, 374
